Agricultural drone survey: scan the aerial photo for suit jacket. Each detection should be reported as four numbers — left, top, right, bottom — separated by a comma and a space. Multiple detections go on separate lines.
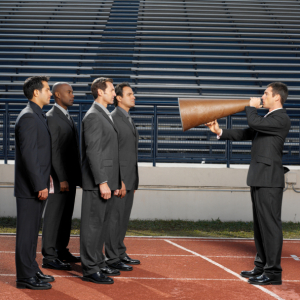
46, 105, 82, 193
14, 101, 51, 198
111, 108, 139, 190
221, 107, 291, 188
81, 102, 121, 191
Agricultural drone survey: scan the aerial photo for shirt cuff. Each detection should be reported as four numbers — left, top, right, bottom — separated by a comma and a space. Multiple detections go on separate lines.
217, 129, 223, 139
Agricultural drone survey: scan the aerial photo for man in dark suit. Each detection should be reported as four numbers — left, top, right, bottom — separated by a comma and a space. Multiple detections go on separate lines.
42, 83, 82, 271
206, 82, 291, 285
110, 82, 140, 265
80, 77, 131, 284
14, 76, 54, 290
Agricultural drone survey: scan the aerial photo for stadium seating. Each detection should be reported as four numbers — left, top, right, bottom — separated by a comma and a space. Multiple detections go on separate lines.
0, 0, 299, 164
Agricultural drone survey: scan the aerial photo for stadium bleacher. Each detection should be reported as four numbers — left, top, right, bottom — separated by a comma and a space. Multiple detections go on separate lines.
0, 0, 299, 165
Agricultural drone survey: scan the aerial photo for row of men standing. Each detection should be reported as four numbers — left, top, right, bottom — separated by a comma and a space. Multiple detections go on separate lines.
14, 76, 140, 289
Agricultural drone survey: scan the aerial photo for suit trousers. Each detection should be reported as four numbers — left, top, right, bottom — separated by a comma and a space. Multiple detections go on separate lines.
15, 197, 45, 279
42, 185, 76, 261
80, 190, 117, 276
251, 187, 283, 277
116, 189, 134, 259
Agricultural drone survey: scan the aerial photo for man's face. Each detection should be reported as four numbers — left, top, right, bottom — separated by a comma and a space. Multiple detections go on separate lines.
38, 81, 52, 106
57, 84, 74, 108
102, 82, 116, 105
261, 86, 277, 109
118, 86, 135, 110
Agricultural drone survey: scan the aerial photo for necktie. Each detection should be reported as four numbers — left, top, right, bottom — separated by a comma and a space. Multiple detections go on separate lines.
42, 112, 48, 124
108, 113, 114, 123
127, 115, 134, 129
66, 113, 71, 122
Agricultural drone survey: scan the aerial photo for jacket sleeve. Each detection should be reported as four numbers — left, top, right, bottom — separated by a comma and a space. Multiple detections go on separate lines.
83, 114, 107, 185
47, 117, 68, 182
17, 114, 47, 192
220, 127, 256, 141
245, 106, 290, 135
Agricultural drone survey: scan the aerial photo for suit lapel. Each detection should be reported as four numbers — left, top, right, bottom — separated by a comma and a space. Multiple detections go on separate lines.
119, 110, 136, 135
93, 103, 118, 133
54, 105, 73, 129
29, 102, 50, 134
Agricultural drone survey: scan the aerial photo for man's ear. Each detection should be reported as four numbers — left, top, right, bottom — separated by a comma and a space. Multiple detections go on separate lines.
33, 89, 40, 98
54, 91, 60, 99
116, 95, 122, 103
98, 88, 104, 97
274, 93, 281, 103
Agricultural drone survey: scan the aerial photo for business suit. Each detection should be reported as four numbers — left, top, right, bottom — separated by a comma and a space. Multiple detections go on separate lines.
14, 101, 51, 279
221, 106, 291, 278
110, 107, 139, 260
80, 102, 121, 276
42, 105, 81, 262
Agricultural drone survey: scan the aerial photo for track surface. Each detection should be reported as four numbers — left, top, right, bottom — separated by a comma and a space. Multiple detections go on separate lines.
0, 236, 299, 300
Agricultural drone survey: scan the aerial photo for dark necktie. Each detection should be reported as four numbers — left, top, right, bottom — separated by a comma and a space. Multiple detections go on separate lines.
42, 112, 48, 124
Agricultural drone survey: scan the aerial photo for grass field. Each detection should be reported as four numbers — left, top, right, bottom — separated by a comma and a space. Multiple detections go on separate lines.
1, 217, 299, 238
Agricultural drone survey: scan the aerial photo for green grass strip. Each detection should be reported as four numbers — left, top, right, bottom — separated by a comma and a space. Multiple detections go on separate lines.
1, 218, 299, 239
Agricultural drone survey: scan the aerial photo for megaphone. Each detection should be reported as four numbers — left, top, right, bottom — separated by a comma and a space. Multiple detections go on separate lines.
178, 98, 250, 131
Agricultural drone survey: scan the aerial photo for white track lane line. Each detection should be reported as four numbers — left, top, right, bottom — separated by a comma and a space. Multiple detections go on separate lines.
165, 239, 285, 300
0, 251, 295, 259
0, 274, 299, 283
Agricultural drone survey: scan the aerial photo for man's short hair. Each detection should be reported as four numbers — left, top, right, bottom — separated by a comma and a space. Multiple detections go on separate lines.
23, 76, 50, 100
267, 82, 288, 105
114, 82, 132, 107
91, 77, 113, 100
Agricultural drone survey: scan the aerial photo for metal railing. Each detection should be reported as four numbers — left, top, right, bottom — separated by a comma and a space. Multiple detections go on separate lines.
1, 98, 299, 167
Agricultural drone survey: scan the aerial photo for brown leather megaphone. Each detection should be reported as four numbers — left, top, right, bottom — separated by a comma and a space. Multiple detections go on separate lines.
178, 98, 250, 131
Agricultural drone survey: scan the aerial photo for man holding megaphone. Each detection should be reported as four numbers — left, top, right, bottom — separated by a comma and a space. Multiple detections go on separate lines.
206, 82, 291, 286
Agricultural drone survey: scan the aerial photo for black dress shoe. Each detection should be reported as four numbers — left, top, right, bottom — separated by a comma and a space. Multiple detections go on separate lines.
240, 268, 263, 278
248, 274, 282, 285
100, 266, 120, 276
121, 255, 140, 265
109, 261, 133, 271
58, 252, 81, 263
16, 276, 52, 290
42, 258, 72, 270
36, 271, 55, 282
82, 272, 114, 284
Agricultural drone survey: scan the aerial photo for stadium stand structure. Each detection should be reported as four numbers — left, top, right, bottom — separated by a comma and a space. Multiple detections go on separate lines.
0, 0, 299, 165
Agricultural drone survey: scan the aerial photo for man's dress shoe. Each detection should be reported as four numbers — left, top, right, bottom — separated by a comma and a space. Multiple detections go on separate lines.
16, 276, 52, 290
240, 268, 263, 278
82, 272, 114, 284
42, 258, 72, 270
109, 261, 133, 271
121, 255, 140, 265
36, 271, 55, 282
248, 274, 282, 285
100, 266, 120, 276
58, 252, 81, 263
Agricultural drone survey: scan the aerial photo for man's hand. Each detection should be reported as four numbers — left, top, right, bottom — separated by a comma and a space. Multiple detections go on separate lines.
60, 181, 69, 192
38, 188, 48, 200
205, 120, 222, 135
114, 189, 120, 196
99, 182, 111, 200
249, 97, 263, 108
118, 181, 126, 199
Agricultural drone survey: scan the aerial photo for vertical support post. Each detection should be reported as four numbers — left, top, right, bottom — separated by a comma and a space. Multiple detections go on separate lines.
79, 103, 82, 156
4, 103, 8, 164
226, 115, 231, 168
153, 105, 158, 167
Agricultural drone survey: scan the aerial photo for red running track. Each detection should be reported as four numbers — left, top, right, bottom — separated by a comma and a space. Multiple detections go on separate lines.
0, 235, 299, 300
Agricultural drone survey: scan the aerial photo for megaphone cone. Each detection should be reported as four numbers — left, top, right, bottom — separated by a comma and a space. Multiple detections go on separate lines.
178, 98, 250, 131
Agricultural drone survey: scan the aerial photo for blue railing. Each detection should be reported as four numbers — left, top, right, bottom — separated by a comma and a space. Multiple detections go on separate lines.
1, 99, 300, 166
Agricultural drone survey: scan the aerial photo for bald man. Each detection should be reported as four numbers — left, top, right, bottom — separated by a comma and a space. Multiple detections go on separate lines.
42, 83, 82, 270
